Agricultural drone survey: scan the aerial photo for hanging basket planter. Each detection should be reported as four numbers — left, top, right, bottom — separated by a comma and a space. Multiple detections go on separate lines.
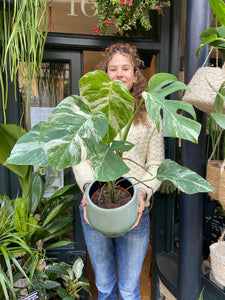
210, 230, 225, 286
92, 0, 170, 35
206, 159, 223, 201
182, 67, 225, 113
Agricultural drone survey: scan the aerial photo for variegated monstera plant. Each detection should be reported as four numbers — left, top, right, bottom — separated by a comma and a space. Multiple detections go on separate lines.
7, 71, 213, 195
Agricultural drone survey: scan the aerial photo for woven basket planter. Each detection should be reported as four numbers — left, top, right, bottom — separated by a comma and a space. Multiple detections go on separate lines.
206, 160, 223, 201
182, 67, 225, 113
218, 162, 225, 210
210, 230, 225, 286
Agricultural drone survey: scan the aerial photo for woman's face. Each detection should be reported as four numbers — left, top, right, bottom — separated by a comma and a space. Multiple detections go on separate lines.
107, 53, 137, 91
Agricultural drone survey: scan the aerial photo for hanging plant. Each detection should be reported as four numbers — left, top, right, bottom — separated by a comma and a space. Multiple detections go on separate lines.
0, 0, 48, 124
92, 0, 170, 35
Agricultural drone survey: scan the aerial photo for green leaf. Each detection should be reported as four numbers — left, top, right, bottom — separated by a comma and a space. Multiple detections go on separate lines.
143, 73, 201, 143
196, 26, 225, 57
27, 172, 44, 214
79, 70, 135, 144
157, 159, 214, 194
73, 257, 84, 280
29, 227, 49, 246
209, 0, 225, 27
47, 184, 80, 203
39, 95, 108, 170
0, 124, 29, 178
210, 112, 225, 129
214, 81, 225, 113
90, 141, 131, 181
14, 197, 38, 233
45, 241, 74, 251
7, 122, 49, 167
46, 263, 69, 275
56, 287, 71, 299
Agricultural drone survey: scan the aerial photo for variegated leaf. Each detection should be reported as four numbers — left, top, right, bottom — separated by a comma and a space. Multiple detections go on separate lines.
7, 122, 49, 166
143, 73, 201, 143
39, 95, 108, 170
90, 141, 132, 181
79, 70, 135, 144
157, 159, 214, 194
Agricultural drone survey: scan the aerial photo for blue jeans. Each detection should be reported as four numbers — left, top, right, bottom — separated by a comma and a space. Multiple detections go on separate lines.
79, 204, 150, 300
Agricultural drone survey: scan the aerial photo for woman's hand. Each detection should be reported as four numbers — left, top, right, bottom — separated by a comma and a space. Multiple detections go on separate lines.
129, 189, 146, 230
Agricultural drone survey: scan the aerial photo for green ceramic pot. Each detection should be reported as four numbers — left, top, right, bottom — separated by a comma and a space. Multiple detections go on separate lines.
86, 177, 138, 237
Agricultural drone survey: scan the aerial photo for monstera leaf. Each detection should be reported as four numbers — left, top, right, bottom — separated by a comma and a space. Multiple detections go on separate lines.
39, 95, 108, 170
143, 73, 201, 143
90, 140, 134, 181
157, 159, 214, 194
79, 70, 135, 145
7, 122, 49, 167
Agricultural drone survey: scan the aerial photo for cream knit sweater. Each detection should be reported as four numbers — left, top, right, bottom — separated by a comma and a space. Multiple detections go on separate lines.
72, 114, 165, 207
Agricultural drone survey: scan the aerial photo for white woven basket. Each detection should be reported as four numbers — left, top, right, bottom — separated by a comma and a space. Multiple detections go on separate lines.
182, 67, 225, 113
210, 230, 225, 286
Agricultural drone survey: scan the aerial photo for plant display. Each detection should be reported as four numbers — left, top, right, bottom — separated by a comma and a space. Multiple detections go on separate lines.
0, 0, 48, 123
26, 257, 91, 300
0, 124, 80, 248
0, 124, 83, 298
0, 201, 40, 300
7, 71, 213, 198
92, 0, 170, 35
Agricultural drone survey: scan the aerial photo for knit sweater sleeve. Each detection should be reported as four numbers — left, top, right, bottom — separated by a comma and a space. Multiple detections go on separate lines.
72, 160, 95, 193
134, 118, 165, 204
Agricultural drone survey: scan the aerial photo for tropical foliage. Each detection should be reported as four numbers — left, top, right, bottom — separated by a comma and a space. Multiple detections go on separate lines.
0, 0, 48, 123
7, 71, 213, 195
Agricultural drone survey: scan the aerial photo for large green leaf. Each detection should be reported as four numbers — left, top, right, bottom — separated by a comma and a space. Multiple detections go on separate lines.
143, 73, 201, 143
14, 197, 38, 233
39, 95, 108, 170
209, 0, 225, 27
7, 122, 49, 167
90, 141, 132, 181
157, 160, 214, 194
79, 70, 135, 144
27, 172, 44, 214
0, 124, 29, 178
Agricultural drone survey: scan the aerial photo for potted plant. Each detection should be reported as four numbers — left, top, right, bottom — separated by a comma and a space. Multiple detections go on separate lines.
6, 70, 213, 237
0, 0, 48, 124
92, 0, 170, 35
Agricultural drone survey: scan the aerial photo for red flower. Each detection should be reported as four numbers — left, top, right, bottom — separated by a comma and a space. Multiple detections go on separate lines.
120, 0, 132, 5
92, 27, 100, 34
103, 21, 115, 25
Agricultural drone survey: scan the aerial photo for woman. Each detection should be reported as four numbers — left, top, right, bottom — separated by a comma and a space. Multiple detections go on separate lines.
73, 43, 164, 300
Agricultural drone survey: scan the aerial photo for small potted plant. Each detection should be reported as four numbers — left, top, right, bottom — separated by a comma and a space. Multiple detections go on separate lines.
7, 70, 213, 237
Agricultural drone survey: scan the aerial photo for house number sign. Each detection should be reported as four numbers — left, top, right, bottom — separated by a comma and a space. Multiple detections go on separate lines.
67, 0, 97, 17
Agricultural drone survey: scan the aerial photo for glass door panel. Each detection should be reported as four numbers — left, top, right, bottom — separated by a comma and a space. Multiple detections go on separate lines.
19, 51, 82, 245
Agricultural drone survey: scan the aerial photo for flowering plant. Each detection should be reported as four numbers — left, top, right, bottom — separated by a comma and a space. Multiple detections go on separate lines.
92, 0, 170, 35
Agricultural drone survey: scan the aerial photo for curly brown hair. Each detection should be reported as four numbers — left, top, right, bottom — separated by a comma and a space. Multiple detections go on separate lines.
97, 43, 148, 124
